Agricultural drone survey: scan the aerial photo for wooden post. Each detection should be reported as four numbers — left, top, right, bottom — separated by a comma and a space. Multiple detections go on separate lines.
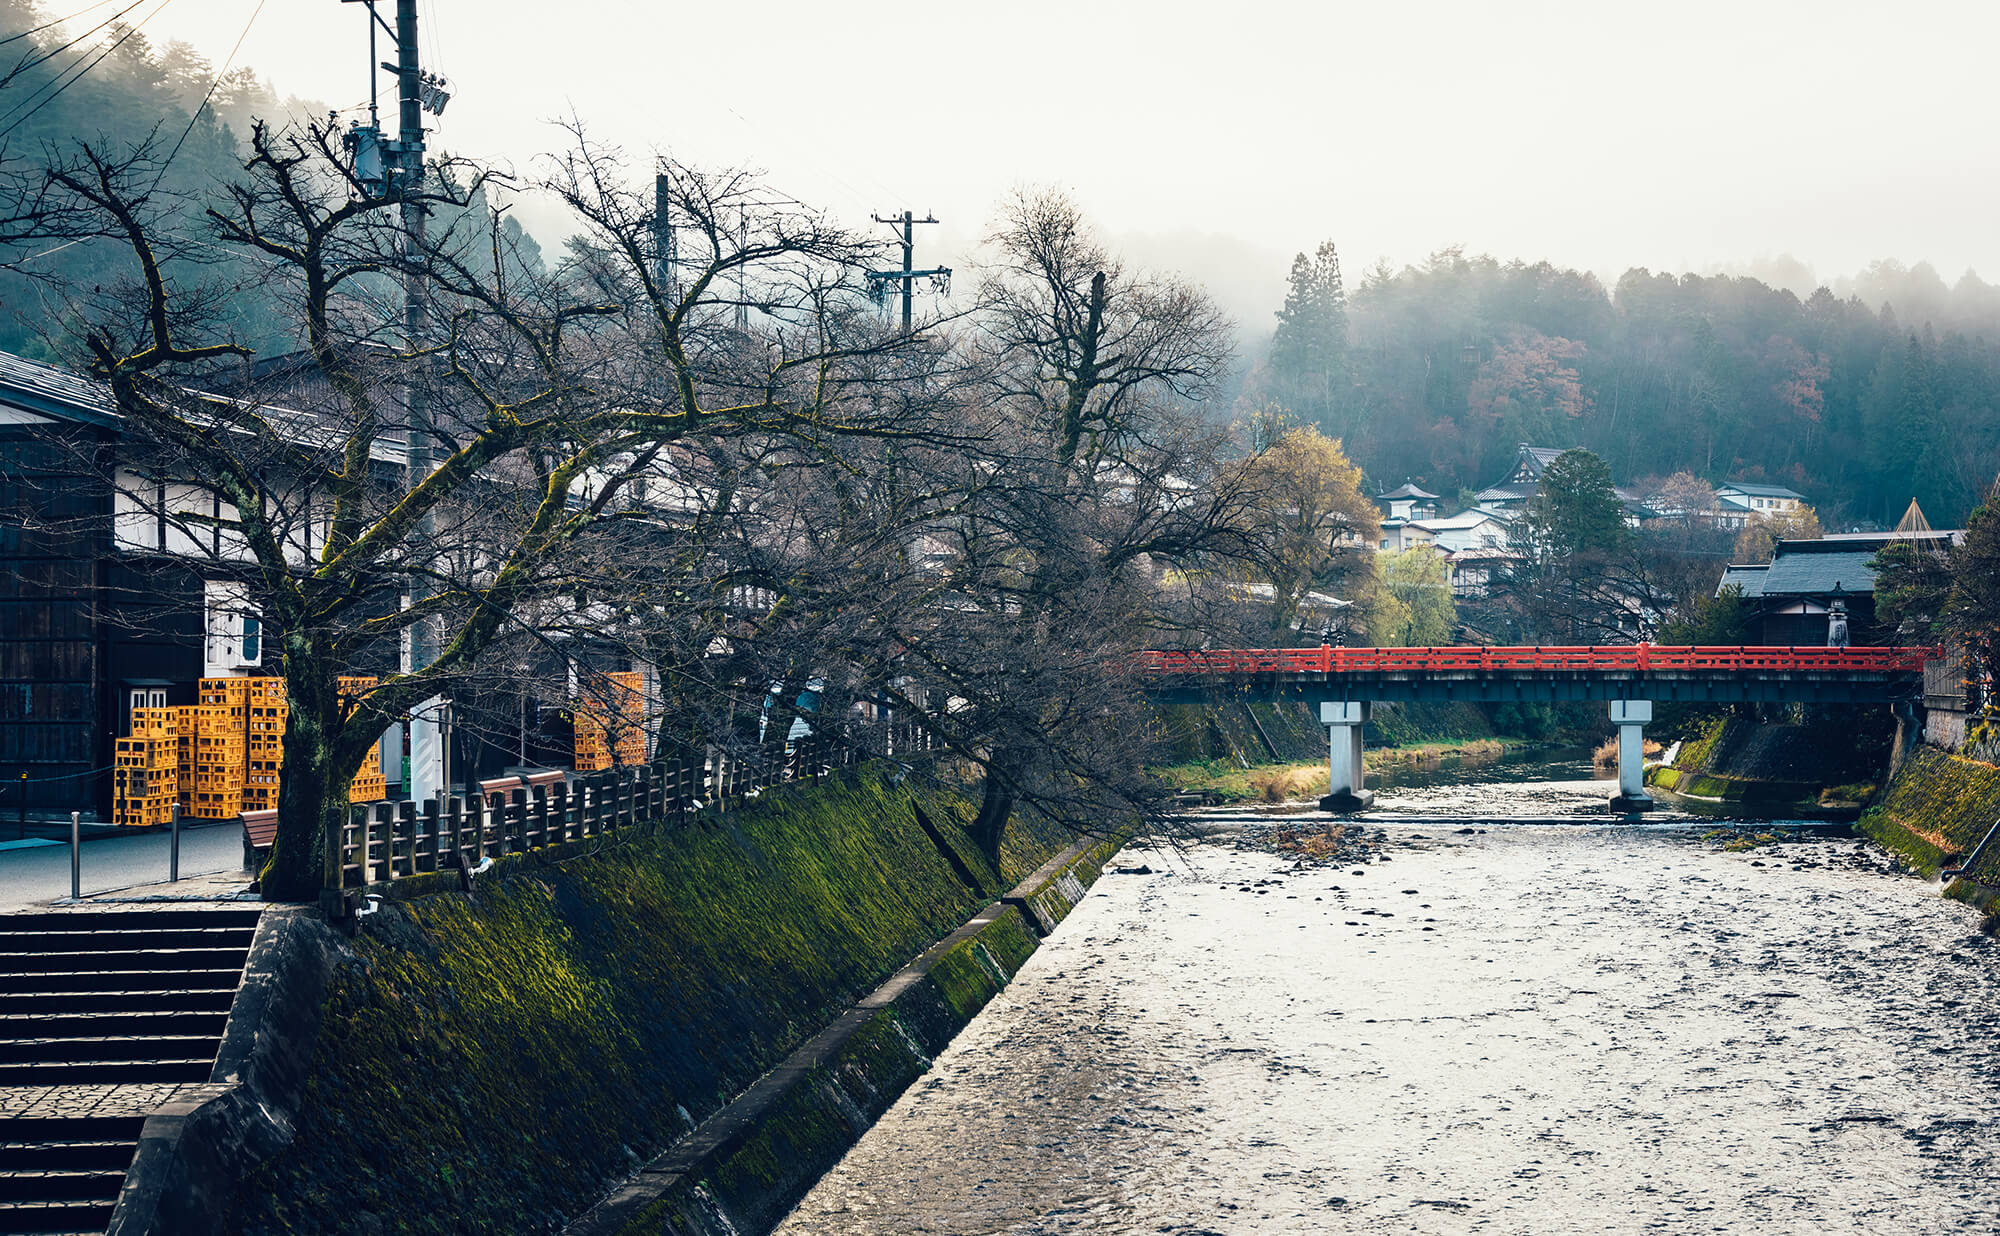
444, 796, 463, 868
349, 804, 369, 888
374, 803, 394, 882
420, 798, 441, 873
553, 779, 572, 844
468, 792, 487, 860
397, 800, 416, 878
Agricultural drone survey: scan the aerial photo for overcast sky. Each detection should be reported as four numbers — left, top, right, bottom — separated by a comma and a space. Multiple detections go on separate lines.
135, 0, 2000, 335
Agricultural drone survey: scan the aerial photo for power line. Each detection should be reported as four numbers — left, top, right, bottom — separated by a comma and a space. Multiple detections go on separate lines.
0, 0, 122, 48
0, 0, 177, 142
152, 0, 265, 181
1, 0, 151, 79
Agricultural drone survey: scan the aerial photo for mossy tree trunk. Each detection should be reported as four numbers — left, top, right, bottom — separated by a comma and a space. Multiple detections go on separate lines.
263, 636, 389, 902
969, 763, 1017, 863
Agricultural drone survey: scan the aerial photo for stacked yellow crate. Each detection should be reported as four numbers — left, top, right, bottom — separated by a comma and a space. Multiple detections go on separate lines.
173, 705, 196, 812
607, 671, 648, 766
190, 677, 249, 819
338, 676, 387, 803
112, 708, 179, 826
572, 703, 611, 771
243, 677, 287, 811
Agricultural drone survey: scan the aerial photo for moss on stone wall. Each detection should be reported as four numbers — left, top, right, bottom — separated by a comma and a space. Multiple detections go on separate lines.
221, 768, 1069, 1236
1366, 701, 1496, 748
1654, 715, 1889, 806
1861, 746, 2000, 884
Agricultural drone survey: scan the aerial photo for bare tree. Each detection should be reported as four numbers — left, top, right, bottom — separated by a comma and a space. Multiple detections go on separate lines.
871, 189, 1262, 859
11, 121, 949, 901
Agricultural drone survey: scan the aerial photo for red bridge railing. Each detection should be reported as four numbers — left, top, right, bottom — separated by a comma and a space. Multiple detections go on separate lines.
1134, 644, 1941, 677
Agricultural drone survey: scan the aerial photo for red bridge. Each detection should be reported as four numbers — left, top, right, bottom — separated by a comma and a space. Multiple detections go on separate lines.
1135, 644, 1940, 814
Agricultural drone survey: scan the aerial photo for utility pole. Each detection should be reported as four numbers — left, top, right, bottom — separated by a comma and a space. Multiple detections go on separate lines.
867, 210, 949, 333
734, 207, 749, 333
392, 0, 445, 811
653, 171, 675, 300
343, 0, 451, 820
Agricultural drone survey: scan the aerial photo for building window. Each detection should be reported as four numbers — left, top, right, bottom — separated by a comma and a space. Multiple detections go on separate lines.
204, 581, 262, 672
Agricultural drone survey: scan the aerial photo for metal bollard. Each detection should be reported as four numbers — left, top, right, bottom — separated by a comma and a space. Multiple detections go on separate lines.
170, 802, 181, 882
69, 811, 80, 900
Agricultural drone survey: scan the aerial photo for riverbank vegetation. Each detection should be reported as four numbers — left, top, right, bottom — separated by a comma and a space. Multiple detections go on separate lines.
222, 767, 1073, 1234
1159, 738, 1516, 805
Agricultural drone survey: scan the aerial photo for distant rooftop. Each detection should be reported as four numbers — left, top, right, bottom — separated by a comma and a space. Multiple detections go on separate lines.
1716, 481, 1805, 499
1416, 510, 1505, 532
1761, 550, 1880, 596
1717, 563, 1770, 598
1379, 482, 1440, 501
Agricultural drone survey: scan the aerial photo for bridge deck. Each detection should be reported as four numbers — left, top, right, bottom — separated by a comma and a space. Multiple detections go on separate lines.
1137, 645, 1938, 705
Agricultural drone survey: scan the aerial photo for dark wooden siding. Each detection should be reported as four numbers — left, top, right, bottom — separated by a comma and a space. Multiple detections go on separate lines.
0, 429, 106, 814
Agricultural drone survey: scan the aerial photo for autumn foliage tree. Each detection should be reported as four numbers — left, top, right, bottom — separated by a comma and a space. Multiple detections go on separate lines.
1238, 425, 1377, 640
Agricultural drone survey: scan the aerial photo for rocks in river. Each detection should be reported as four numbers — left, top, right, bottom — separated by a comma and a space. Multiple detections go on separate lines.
1112, 864, 1154, 875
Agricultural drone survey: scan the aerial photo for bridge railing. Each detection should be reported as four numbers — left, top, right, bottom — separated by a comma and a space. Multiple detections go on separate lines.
1134, 644, 1941, 676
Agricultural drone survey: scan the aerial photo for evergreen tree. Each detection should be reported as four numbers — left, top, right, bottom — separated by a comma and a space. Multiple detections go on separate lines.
1520, 448, 1629, 560
1268, 240, 1347, 437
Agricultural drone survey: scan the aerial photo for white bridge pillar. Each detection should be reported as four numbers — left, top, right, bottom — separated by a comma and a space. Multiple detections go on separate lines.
1318, 701, 1374, 812
1608, 699, 1654, 813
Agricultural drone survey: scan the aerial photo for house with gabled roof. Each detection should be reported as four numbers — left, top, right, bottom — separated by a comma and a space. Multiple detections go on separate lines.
1717, 528, 1960, 645
1715, 481, 1806, 520
1473, 442, 1655, 526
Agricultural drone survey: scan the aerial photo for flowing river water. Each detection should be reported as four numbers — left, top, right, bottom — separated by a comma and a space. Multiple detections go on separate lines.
775, 755, 2000, 1234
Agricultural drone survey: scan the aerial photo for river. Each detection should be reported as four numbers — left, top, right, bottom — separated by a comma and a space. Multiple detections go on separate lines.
775, 756, 2000, 1234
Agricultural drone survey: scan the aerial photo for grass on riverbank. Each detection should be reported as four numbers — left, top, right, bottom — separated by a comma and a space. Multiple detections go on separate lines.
1158, 738, 1513, 804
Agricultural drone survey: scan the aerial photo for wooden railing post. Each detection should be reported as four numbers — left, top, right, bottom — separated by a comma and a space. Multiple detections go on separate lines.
395, 801, 416, 879
348, 804, 368, 888
466, 792, 487, 860
419, 798, 441, 873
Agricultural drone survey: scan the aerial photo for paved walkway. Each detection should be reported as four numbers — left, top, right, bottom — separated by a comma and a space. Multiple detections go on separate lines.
0, 821, 249, 913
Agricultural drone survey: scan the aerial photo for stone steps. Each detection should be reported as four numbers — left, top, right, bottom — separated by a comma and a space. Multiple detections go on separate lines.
0, 908, 259, 1233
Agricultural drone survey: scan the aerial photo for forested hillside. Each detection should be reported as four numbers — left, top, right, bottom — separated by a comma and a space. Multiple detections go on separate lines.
0, 0, 313, 356
0, 1, 544, 361
1251, 244, 2000, 528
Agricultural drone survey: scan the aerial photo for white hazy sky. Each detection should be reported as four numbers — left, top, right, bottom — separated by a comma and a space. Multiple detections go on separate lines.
133, 0, 2000, 333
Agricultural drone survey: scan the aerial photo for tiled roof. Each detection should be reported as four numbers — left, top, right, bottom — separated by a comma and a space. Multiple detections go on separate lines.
1760, 550, 1878, 596
0, 350, 118, 426
1718, 564, 1769, 598
1380, 482, 1440, 500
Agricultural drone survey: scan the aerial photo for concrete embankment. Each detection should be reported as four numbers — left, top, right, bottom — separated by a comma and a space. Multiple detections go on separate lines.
570, 837, 1115, 1236
1857, 745, 2000, 919
1647, 716, 1883, 810
123, 767, 1108, 1235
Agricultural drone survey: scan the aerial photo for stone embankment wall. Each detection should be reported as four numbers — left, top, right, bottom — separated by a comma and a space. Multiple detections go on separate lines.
1858, 745, 2000, 916
1153, 699, 1497, 767
1647, 717, 1880, 805
181, 767, 1096, 1235
576, 838, 1116, 1236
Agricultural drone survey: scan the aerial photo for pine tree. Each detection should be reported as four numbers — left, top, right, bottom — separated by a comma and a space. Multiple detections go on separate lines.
1269, 240, 1348, 436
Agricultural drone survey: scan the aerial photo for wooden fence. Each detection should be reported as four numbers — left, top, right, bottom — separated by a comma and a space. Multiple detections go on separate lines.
331, 735, 885, 891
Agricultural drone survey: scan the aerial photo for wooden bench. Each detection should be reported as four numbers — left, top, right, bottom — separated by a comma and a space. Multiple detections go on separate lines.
242, 808, 278, 869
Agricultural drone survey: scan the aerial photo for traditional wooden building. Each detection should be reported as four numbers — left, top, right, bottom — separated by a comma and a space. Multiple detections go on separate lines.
1717, 530, 1960, 646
